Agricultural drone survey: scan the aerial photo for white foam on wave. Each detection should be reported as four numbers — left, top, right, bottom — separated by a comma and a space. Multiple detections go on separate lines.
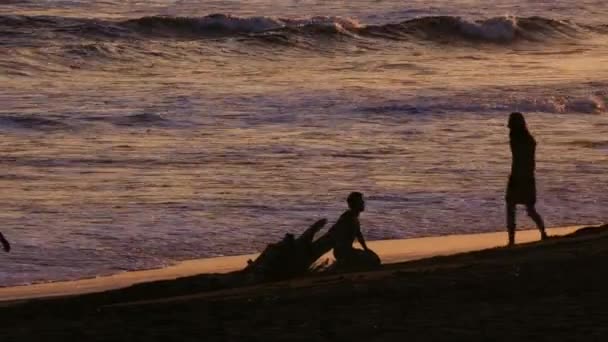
192, 14, 362, 34
286, 16, 363, 31
565, 95, 606, 113
360, 94, 607, 116
512, 95, 606, 114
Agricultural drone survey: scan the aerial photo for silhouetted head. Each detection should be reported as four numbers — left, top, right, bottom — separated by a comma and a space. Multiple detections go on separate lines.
508, 112, 527, 131
347, 192, 365, 212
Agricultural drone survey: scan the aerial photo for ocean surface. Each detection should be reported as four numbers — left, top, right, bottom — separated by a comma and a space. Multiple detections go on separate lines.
1, 0, 607, 286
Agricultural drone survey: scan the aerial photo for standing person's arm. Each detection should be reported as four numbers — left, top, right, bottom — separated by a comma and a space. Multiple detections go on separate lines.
509, 135, 519, 165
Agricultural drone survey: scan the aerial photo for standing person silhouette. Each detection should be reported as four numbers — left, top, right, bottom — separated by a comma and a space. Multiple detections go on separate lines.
0, 232, 10, 252
506, 112, 547, 246
328, 192, 380, 269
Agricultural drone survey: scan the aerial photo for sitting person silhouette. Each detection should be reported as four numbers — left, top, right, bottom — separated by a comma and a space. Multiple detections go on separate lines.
328, 192, 380, 269
506, 112, 547, 246
0, 232, 10, 252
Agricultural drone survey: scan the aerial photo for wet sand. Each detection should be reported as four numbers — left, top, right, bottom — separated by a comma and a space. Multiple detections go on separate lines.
0, 226, 579, 301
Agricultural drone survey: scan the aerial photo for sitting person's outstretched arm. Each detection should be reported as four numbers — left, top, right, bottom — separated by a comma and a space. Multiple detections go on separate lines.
0, 232, 10, 253
356, 227, 369, 251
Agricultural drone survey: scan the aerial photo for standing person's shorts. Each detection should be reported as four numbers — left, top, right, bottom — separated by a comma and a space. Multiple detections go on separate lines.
506, 175, 537, 205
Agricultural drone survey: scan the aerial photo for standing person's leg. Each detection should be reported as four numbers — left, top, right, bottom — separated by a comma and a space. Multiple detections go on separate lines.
526, 204, 547, 240
506, 202, 516, 246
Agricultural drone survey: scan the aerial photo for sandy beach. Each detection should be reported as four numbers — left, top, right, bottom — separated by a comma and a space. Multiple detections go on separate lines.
2, 223, 607, 341
0, 226, 579, 302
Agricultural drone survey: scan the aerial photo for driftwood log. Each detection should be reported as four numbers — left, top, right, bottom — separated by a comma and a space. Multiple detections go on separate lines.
244, 219, 334, 280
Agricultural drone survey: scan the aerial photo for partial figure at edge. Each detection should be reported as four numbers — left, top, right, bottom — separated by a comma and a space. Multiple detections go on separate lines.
0, 232, 10, 252
506, 112, 547, 246
328, 192, 380, 269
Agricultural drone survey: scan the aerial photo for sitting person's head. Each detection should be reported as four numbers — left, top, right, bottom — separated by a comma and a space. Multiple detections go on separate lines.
347, 192, 365, 212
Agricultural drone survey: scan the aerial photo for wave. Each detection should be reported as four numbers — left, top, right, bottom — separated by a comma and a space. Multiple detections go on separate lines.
0, 115, 69, 131
0, 13, 598, 44
110, 113, 170, 127
0, 15, 129, 39
123, 14, 362, 37
80, 113, 174, 128
358, 94, 606, 116
0, 113, 178, 132
362, 16, 583, 43
509, 95, 606, 114
567, 140, 608, 149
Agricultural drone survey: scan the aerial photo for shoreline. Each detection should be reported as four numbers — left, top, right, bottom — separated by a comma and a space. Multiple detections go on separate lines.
2, 223, 608, 341
0, 225, 582, 302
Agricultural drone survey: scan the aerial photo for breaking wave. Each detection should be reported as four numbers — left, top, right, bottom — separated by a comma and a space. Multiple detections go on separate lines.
123, 14, 362, 37
0, 13, 598, 44
358, 94, 607, 116
362, 16, 583, 43
494, 95, 606, 114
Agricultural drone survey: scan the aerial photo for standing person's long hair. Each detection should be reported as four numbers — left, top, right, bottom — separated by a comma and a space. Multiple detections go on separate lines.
508, 112, 535, 144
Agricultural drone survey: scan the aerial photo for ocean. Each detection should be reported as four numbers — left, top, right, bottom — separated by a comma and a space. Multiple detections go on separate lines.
1, 0, 606, 286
